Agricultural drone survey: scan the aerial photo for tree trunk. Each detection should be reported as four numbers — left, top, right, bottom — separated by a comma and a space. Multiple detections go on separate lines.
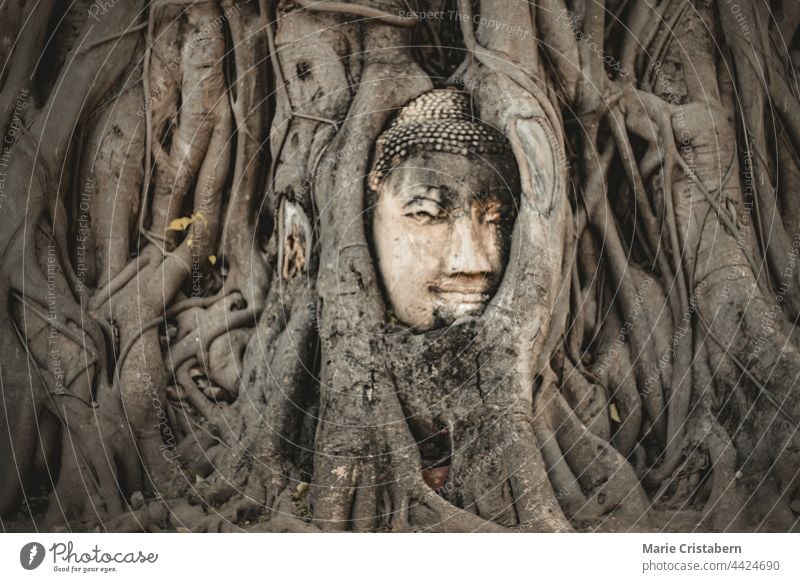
2, 0, 800, 533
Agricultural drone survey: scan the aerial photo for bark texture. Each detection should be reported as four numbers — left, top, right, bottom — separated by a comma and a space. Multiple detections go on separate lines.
2, 0, 800, 532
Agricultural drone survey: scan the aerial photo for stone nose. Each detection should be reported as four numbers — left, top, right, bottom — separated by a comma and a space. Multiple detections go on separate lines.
443, 215, 492, 276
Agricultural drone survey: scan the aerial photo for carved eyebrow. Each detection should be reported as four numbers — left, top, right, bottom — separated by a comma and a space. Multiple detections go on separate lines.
401, 186, 445, 207
474, 187, 513, 201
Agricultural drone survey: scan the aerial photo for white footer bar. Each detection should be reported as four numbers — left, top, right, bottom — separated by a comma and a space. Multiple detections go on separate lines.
1, 533, 798, 581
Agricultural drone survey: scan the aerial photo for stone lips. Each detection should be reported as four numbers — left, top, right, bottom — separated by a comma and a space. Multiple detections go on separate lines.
368, 89, 513, 191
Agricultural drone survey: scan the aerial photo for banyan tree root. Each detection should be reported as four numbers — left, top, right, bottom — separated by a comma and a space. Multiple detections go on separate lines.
4, 0, 800, 533
0, 0, 150, 520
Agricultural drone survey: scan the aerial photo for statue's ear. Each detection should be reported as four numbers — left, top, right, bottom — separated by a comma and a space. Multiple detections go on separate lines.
278, 198, 313, 281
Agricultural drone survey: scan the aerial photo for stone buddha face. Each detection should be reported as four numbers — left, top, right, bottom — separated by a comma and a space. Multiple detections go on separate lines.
371, 150, 519, 331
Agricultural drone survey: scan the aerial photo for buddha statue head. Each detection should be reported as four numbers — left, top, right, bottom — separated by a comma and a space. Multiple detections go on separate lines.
367, 89, 520, 331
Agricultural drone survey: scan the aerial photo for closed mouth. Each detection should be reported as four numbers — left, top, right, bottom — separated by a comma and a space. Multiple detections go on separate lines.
430, 286, 491, 304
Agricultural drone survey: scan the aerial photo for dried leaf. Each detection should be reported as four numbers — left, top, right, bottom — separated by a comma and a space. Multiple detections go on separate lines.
167, 211, 208, 232
167, 216, 194, 231
609, 402, 621, 423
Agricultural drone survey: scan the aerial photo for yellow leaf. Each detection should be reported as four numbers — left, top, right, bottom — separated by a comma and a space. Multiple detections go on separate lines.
208, 255, 217, 265
167, 216, 194, 231
166, 211, 208, 232
609, 403, 621, 423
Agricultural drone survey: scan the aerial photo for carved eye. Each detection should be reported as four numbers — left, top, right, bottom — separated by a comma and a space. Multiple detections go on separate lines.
407, 209, 443, 223
480, 203, 503, 224
404, 199, 445, 223
482, 210, 501, 224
